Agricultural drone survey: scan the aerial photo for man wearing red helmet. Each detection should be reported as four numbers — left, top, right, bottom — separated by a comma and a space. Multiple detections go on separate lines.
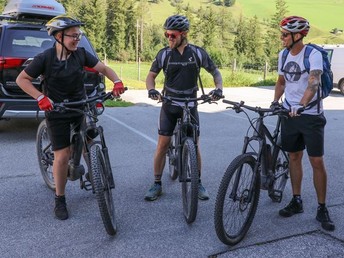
16, 15, 125, 220
271, 16, 335, 231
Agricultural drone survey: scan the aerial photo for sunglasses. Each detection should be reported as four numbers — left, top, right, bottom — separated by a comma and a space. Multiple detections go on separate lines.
164, 31, 182, 39
280, 32, 291, 38
63, 33, 83, 41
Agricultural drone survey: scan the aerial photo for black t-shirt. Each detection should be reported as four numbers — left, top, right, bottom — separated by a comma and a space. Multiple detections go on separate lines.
25, 47, 99, 102
150, 44, 217, 97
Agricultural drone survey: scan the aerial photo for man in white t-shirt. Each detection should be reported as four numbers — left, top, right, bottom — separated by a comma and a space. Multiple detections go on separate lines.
271, 16, 335, 231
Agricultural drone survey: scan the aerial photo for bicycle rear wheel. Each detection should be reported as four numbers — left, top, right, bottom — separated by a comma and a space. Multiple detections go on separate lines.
89, 143, 117, 236
181, 137, 198, 224
36, 119, 55, 191
167, 136, 178, 180
214, 154, 260, 246
269, 138, 289, 203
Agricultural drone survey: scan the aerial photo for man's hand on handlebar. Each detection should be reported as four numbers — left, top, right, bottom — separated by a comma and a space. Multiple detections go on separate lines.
37, 94, 53, 111
112, 80, 125, 97
209, 88, 223, 101
270, 100, 281, 111
290, 104, 305, 117
148, 89, 160, 100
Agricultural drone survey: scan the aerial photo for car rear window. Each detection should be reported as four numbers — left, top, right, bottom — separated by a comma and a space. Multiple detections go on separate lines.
1, 27, 96, 58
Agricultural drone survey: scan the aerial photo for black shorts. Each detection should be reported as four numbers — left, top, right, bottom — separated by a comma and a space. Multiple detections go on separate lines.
281, 113, 326, 157
158, 103, 199, 136
45, 111, 85, 151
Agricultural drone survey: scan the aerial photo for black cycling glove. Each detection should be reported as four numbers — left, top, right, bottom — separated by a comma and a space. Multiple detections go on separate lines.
148, 89, 160, 100
270, 100, 281, 111
210, 88, 223, 101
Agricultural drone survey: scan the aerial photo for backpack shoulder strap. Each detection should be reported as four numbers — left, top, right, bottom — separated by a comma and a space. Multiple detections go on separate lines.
281, 48, 289, 72
189, 44, 202, 68
43, 47, 55, 79
40, 47, 55, 94
303, 44, 313, 73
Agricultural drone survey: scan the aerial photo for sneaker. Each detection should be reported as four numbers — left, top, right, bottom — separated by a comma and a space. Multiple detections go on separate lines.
316, 206, 335, 231
198, 183, 209, 200
54, 195, 69, 220
279, 197, 303, 217
144, 183, 162, 201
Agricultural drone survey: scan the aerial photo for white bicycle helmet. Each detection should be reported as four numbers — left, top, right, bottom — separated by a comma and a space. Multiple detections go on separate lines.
46, 15, 84, 36
280, 16, 310, 36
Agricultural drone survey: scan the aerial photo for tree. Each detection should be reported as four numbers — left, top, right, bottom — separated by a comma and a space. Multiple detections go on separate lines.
264, 0, 288, 66
78, 0, 107, 59
106, 0, 127, 60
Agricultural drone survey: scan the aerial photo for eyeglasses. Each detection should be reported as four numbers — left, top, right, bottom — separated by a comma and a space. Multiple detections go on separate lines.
63, 33, 83, 41
281, 32, 291, 38
164, 31, 182, 39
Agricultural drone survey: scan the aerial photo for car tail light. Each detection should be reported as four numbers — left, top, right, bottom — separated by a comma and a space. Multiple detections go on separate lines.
95, 102, 104, 115
0, 57, 27, 71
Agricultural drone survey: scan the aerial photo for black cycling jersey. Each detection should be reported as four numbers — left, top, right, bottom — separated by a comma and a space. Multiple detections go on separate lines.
25, 47, 99, 103
150, 44, 217, 97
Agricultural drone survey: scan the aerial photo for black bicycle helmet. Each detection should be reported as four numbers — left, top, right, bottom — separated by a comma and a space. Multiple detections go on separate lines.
46, 15, 84, 36
164, 15, 189, 31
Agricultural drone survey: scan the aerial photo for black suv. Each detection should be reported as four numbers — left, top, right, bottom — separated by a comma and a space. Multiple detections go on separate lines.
0, 17, 104, 119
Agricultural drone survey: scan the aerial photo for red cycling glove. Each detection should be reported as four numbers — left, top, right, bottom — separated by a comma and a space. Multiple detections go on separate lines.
112, 80, 125, 97
37, 94, 53, 111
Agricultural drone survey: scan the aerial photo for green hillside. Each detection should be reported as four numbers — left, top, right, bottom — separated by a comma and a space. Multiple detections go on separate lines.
146, 0, 344, 44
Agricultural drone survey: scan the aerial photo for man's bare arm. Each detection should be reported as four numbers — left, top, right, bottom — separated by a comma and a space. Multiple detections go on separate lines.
300, 69, 322, 106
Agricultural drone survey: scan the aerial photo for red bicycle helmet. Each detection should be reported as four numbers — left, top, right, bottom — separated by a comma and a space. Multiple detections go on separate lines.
280, 16, 310, 36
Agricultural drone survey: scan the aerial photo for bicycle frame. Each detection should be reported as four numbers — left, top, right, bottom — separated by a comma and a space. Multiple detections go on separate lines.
175, 111, 199, 181
240, 111, 284, 189
223, 100, 289, 199
163, 95, 210, 180
52, 91, 114, 189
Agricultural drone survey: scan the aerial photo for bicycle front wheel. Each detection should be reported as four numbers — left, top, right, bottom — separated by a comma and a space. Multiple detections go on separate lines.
89, 143, 117, 236
167, 137, 178, 180
214, 154, 260, 246
36, 119, 55, 191
181, 138, 199, 224
269, 138, 289, 203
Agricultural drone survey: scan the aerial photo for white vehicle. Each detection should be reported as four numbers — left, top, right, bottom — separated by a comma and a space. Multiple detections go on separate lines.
320, 44, 344, 95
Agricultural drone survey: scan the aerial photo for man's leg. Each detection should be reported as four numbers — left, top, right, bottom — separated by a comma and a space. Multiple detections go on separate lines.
144, 135, 171, 201
279, 151, 304, 217
309, 156, 335, 231
53, 147, 70, 220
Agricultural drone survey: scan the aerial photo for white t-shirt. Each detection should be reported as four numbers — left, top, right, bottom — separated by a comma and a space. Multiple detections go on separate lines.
278, 46, 323, 115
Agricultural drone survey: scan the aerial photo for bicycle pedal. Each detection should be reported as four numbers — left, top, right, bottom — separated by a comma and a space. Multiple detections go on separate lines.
80, 178, 93, 191
268, 190, 283, 203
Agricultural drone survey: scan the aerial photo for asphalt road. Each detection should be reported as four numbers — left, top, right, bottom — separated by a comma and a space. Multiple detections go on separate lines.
0, 86, 343, 257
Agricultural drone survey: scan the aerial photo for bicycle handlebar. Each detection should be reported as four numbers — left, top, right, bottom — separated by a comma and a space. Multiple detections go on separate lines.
53, 87, 128, 110
222, 99, 291, 116
53, 92, 113, 110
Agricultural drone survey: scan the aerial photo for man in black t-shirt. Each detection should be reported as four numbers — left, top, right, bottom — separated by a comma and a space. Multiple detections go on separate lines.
144, 15, 223, 201
16, 15, 125, 220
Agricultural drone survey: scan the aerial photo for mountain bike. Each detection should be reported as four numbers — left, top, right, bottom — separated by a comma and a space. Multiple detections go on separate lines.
214, 100, 290, 245
163, 94, 213, 224
36, 88, 117, 236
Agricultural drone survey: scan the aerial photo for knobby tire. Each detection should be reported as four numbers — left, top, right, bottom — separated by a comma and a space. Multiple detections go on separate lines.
89, 143, 117, 236
181, 137, 198, 224
36, 119, 55, 191
168, 136, 178, 180
214, 154, 260, 245
269, 136, 289, 203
